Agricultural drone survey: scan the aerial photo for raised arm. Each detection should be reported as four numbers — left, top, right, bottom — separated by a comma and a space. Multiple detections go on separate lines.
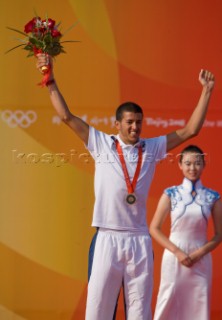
36, 54, 89, 145
166, 69, 215, 152
149, 193, 193, 268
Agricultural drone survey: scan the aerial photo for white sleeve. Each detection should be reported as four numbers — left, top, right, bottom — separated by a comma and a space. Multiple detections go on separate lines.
86, 126, 97, 153
86, 126, 112, 158
155, 135, 167, 162
143, 135, 167, 163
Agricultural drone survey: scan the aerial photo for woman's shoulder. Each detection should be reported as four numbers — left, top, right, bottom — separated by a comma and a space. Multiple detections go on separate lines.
202, 186, 221, 201
164, 185, 179, 197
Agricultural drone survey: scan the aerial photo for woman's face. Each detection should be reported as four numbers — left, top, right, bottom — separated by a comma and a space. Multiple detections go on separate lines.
179, 152, 205, 182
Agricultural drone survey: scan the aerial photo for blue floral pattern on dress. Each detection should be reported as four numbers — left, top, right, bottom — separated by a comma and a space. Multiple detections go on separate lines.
164, 178, 220, 228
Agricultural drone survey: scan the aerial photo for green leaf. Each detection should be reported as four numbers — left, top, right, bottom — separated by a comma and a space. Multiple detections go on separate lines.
56, 21, 62, 28
26, 51, 34, 57
33, 8, 39, 18
43, 34, 53, 44
14, 38, 27, 43
5, 44, 25, 54
60, 40, 81, 43
24, 44, 33, 51
6, 26, 27, 37
29, 37, 38, 45
61, 21, 79, 37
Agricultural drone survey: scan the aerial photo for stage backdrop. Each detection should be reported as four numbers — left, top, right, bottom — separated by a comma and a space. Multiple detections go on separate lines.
1, 1, 222, 319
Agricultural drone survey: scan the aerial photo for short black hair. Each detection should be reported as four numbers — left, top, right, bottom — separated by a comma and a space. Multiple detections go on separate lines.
115, 101, 143, 121
179, 145, 205, 163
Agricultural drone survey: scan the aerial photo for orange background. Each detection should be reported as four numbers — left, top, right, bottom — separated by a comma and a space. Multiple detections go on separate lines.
0, 0, 222, 319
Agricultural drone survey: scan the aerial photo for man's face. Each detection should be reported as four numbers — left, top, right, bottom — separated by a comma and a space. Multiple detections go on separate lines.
115, 112, 143, 145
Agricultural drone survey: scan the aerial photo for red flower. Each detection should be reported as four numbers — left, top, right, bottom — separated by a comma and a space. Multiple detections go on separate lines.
42, 18, 55, 29
24, 18, 35, 33
24, 17, 40, 33
51, 29, 61, 38
33, 47, 43, 55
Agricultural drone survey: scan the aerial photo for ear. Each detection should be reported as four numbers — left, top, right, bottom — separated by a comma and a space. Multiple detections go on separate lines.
178, 161, 183, 171
115, 120, 120, 130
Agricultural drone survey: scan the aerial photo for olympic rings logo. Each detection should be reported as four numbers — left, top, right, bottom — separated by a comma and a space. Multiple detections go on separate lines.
1, 110, 37, 128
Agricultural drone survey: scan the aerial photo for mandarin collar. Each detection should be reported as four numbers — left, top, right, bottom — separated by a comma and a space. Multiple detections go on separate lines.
182, 177, 203, 192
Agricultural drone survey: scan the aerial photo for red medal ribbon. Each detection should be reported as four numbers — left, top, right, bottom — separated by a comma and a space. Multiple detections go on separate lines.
115, 140, 142, 194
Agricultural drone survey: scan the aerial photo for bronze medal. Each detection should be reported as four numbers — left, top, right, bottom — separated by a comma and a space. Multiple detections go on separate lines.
126, 193, 136, 205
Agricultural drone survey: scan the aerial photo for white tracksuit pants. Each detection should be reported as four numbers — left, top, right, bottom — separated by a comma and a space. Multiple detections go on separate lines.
85, 228, 154, 320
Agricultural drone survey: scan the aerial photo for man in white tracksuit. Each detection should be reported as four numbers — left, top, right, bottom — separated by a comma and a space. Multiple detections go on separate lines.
36, 54, 215, 320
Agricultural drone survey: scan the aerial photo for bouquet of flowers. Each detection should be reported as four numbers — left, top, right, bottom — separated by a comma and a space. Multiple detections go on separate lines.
6, 15, 79, 86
